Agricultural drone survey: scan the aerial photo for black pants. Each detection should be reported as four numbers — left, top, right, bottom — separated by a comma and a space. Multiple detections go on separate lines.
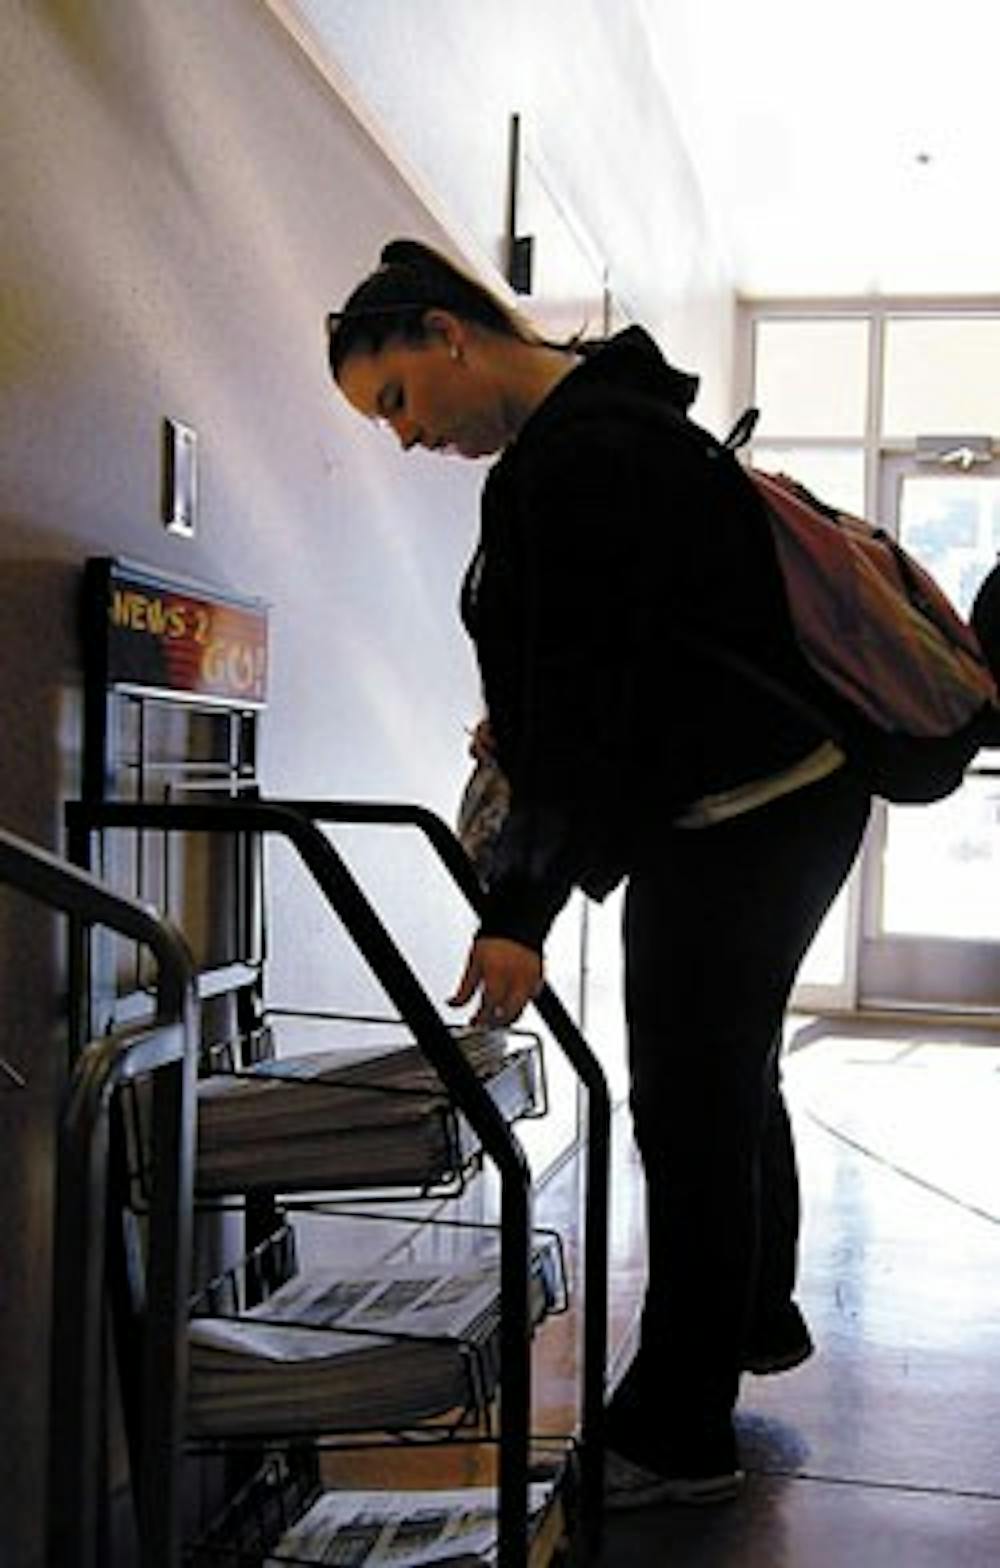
611, 765, 871, 1445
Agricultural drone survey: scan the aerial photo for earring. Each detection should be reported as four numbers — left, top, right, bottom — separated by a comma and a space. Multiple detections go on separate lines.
450, 344, 461, 362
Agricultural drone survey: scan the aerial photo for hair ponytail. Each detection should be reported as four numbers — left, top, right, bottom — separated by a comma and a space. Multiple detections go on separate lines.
327, 238, 538, 380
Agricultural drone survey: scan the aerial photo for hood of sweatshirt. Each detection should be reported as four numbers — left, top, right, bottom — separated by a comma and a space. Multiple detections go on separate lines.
572, 324, 700, 412
497, 323, 699, 467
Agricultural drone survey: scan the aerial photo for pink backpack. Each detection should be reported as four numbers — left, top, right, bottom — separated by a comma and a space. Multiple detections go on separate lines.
601, 393, 999, 802
725, 460, 1000, 801
751, 468, 997, 738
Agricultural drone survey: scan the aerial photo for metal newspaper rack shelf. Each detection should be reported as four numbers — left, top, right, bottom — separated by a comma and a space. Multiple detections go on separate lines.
137, 1009, 548, 1204
183, 1437, 577, 1568
0, 825, 199, 1568
184, 1214, 569, 1443
69, 558, 611, 1567
123, 1018, 549, 1211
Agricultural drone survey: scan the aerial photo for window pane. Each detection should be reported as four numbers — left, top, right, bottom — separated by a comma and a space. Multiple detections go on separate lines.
883, 319, 1000, 438
753, 319, 869, 438
897, 474, 1000, 618
750, 446, 866, 515
881, 771, 1000, 940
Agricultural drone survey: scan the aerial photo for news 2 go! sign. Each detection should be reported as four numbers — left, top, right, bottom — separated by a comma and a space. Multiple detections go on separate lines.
86, 558, 269, 707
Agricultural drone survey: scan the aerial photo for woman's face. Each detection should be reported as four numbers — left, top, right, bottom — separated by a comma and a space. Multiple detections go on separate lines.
337, 319, 510, 460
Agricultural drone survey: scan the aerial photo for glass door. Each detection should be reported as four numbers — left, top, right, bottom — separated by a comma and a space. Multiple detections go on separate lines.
857, 455, 1000, 1011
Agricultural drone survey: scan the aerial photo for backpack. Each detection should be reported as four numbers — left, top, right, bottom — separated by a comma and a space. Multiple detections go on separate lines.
696, 409, 1000, 804
971, 556, 1000, 689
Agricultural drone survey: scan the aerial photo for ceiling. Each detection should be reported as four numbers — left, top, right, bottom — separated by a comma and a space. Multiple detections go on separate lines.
644, 0, 1000, 298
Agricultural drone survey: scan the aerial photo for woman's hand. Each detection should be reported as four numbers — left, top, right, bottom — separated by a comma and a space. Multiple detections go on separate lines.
448, 936, 543, 1028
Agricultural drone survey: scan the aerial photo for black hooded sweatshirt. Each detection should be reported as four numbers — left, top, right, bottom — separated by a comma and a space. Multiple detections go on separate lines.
460, 325, 835, 950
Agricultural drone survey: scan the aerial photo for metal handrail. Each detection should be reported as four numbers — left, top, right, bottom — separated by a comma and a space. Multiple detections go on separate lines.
277, 796, 611, 1546
66, 798, 549, 1567
0, 827, 198, 1568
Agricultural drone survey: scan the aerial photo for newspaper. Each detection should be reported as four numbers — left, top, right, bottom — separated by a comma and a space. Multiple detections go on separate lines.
198, 1028, 508, 1130
263, 1483, 559, 1568
188, 1241, 560, 1437
193, 1029, 537, 1194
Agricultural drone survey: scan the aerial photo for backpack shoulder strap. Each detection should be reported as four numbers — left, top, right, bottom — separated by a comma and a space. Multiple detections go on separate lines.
722, 406, 760, 452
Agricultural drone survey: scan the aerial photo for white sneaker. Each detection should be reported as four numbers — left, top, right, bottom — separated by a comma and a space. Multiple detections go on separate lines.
604, 1447, 744, 1511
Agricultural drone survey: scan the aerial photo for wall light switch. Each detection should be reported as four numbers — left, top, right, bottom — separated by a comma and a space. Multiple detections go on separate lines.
162, 417, 198, 537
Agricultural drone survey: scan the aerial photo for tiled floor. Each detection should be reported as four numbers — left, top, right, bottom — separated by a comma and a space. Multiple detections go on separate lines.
582, 1022, 1000, 1566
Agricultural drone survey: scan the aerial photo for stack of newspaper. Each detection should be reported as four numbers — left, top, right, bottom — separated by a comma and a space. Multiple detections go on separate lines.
261, 1483, 563, 1568
194, 1028, 538, 1194
188, 1240, 561, 1437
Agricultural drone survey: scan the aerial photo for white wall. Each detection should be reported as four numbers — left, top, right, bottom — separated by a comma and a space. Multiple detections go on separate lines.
1, 7, 480, 1561
278, 0, 736, 427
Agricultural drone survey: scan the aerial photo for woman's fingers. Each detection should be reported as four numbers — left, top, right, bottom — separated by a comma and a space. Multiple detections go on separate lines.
447, 945, 483, 1009
448, 936, 543, 1027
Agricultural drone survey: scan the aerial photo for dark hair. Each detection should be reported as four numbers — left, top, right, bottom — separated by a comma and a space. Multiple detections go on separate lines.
327, 239, 540, 380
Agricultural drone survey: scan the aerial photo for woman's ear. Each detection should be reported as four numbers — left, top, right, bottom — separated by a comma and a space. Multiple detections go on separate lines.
423, 308, 465, 358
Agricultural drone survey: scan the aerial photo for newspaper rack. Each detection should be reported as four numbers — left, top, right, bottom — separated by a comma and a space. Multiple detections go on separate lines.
67, 796, 609, 1567
68, 559, 610, 1568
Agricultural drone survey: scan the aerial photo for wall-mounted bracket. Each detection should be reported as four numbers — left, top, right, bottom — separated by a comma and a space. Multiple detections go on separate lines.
506, 113, 535, 295
162, 417, 198, 537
